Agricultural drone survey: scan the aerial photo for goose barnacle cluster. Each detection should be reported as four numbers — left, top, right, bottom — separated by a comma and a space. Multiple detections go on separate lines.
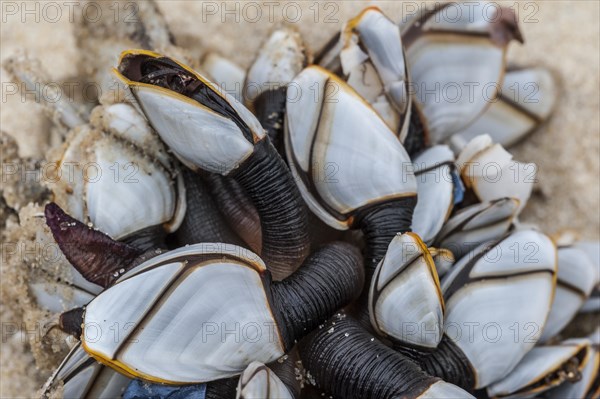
2, 1, 597, 399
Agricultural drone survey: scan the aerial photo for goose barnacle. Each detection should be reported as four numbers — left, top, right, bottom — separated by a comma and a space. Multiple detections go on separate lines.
46, 203, 363, 384
411, 145, 457, 245
115, 50, 310, 279
401, 1, 524, 144
284, 65, 417, 273
368, 232, 444, 349
316, 7, 411, 141
410, 229, 557, 390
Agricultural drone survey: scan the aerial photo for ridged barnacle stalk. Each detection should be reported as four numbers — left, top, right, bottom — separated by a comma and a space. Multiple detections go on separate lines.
284, 65, 417, 273
409, 229, 557, 391
316, 7, 411, 142
199, 54, 264, 252
487, 338, 590, 398
298, 313, 474, 399
114, 50, 310, 280
244, 27, 307, 153
46, 203, 363, 384
48, 102, 186, 250
173, 168, 247, 249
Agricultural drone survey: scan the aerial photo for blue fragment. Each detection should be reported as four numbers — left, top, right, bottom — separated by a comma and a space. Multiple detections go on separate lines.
123, 379, 207, 399
451, 169, 465, 205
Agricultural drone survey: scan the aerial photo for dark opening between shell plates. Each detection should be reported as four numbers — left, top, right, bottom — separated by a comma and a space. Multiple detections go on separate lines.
118, 53, 253, 142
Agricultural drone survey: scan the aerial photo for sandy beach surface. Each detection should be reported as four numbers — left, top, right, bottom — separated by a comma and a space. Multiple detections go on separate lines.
1, 1, 599, 397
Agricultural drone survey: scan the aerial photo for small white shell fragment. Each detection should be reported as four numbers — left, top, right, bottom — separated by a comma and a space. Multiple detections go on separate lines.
458, 135, 535, 214
236, 361, 293, 399
83, 243, 284, 383
369, 232, 444, 349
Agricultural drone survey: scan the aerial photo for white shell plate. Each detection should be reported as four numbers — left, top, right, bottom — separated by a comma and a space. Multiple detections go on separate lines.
83, 244, 284, 383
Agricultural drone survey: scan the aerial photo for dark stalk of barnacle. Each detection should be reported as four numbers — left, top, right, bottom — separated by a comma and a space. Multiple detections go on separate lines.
205, 377, 240, 399
172, 168, 246, 248
355, 199, 417, 273
251, 87, 287, 153
267, 350, 302, 398
403, 103, 429, 157
229, 138, 309, 280
116, 51, 310, 280
298, 314, 474, 399
399, 336, 476, 391
271, 242, 364, 348
203, 173, 262, 254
